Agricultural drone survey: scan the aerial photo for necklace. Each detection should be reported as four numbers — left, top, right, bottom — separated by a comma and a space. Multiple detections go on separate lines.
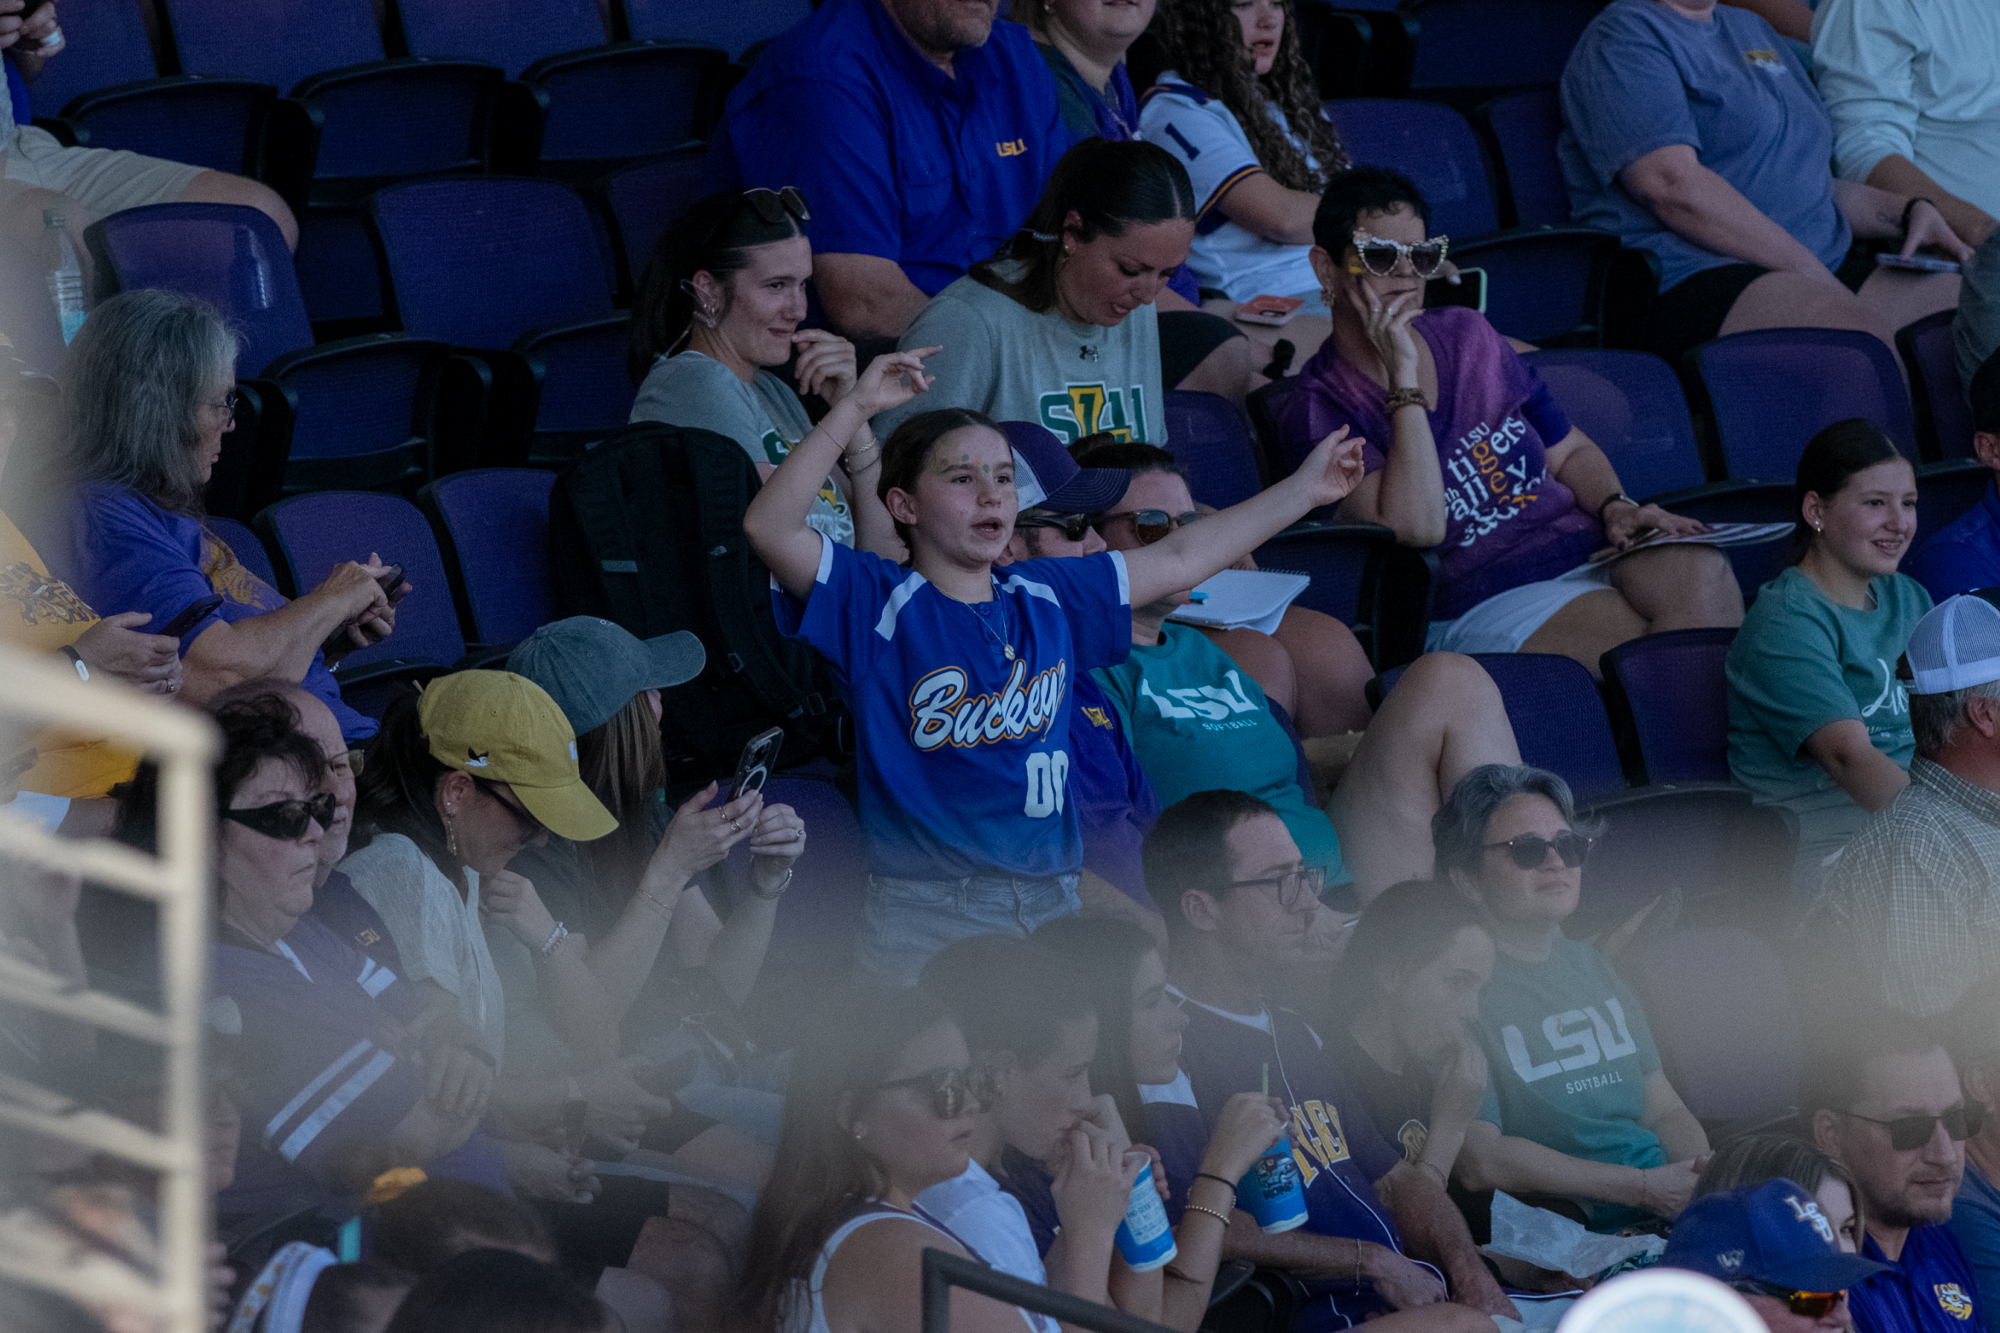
971, 594, 1015, 661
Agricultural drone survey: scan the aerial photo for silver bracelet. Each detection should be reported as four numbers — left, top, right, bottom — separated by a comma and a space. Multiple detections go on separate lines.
750, 866, 793, 899
539, 921, 569, 958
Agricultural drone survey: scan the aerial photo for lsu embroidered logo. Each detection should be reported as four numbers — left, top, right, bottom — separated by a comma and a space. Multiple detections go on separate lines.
1284, 1099, 1351, 1187
1936, 1285, 1974, 1320
996, 138, 1027, 157
1395, 1118, 1429, 1162
1743, 48, 1786, 71
356, 928, 381, 947
1080, 705, 1114, 730
1784, 1194, 1835, 1245
908, 658, 1068, 751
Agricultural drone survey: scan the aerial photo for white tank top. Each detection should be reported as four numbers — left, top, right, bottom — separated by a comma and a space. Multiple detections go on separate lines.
782, 1206, 963, 1333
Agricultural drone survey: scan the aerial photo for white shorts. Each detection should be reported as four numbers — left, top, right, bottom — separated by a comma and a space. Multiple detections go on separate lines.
3, 124, 205, 220
1425, 561, 1616, 655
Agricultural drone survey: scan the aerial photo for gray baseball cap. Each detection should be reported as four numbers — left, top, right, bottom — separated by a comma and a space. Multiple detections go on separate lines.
505, 617, 706, 736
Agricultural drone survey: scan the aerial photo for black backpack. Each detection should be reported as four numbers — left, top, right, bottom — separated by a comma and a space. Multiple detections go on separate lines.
547, 422, 847, 783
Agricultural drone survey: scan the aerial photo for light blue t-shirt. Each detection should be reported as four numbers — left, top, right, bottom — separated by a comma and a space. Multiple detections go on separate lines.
1559, 0, 1850, 293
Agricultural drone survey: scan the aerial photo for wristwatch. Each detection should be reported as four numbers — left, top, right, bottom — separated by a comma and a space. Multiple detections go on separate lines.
1597, 492, 1639, 520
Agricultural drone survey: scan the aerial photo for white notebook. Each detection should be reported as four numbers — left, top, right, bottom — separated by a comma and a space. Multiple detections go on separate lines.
1167, 569, 1311, 636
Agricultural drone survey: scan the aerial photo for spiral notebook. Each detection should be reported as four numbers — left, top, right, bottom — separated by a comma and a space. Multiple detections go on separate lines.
1167, 569, 1311, 635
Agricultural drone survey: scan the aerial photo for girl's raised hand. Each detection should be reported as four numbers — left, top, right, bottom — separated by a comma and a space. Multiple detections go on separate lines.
850, 346, 940, 419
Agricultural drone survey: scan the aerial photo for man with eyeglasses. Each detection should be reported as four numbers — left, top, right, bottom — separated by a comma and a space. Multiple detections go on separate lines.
1662, 1178, 1888, 1333
1808, 1014, 1984, 1333
1140, 789, 1515, 1332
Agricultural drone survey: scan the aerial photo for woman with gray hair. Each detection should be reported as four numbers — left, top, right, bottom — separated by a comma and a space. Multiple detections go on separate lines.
1434, 764, 1713, 1233
22, 289, 405, 742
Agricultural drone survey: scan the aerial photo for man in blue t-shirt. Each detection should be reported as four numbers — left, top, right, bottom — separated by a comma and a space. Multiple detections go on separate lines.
1808, 1017, 1984, 1333
1906, 353, 2000, 602
709, 0, 1073, 341
1141, 789, 1515, 1332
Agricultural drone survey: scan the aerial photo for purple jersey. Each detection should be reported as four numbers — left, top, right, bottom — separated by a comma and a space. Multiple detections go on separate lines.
1852, 1226, 1983, 1333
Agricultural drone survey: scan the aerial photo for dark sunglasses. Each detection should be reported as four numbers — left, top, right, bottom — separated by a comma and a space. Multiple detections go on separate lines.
742, 185, 811, 226
222, 792, 336, 841
875, 1066, 981, 1120
1485, 829, 1596, 869
473, 776, 544, 840
1218, 865, 1326, 910
1015, 512, 1094, 543
1840, 1102, 1984, 1151
1349, 229, 1451, 279
1095, 508, 1202, 545
1732, 1281, 1843, 1318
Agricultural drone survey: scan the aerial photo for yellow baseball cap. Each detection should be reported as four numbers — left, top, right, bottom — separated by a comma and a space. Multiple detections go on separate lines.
417, 670, 617, 842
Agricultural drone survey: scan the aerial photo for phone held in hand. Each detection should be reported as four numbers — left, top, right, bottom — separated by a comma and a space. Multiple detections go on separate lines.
319, 562, 404, 658
731, 726, 784, 800
1875, 252, 1960, 274
159, 592, 226, 640
1425, 266, 1486, 313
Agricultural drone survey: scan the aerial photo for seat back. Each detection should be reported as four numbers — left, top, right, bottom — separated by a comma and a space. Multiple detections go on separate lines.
1470, 652, 1626, 802
1692, 327, 1917, 481
204, 516, 279, 590
164, 0, 384, 92
1324, 98, 1497, 238
1622, 928, 1801, 1123
396, 0, 606, 77
1450, 228, 1615, 345
524, 43, 727, 172
1162, 391, 1263, 510
88, 203, 314, 378
623, 0, 812, 58
1898, 309, 1975, 461
1478, 88, 1567, 228
1599, 627, 1737, 785
419, 468, 558, 648
599, 146, 709, 297
517, 316, 634, 440
744, 775, 868, 993
1916, 459, 1993, 552
254, 491, 465, 668
1405, 0, 1598, 92
60, 78, 273, 176
371, 177, 616, 348
24, 0, 159, 119
1526, 349, 1703, 500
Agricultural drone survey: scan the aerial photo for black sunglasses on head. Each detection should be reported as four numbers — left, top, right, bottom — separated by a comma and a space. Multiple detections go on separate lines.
1731, 1281, 1843, 1318
875, 1066, 981, 1120
1015, 512, 1094, 543
223, 792, 336, 841
1839, 1102, 1984, 1151
1485, 829, 1596, 869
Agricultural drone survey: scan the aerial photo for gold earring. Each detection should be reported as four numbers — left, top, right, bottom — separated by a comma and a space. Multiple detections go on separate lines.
445, 809, 459, 858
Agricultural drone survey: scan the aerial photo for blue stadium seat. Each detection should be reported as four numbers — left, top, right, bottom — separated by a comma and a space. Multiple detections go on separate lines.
1622, 928, 1801, 1124
418, 469, 559, 650
522, 42, 728, 183
1323, 98, 1497, 238
397, 0, 608, 78
20, 0, 160, 121
1690, 327, 1918, 482
729, 775, 867, 1002
1449, 227, 1619, 346
1525, 348, 1704, 500
1403, 0, 1600, 99
1162, 390, 1263, 509
1917, 459, 1992, 550
596, 145, 709, 301
622, 0, 813, 59
1599, 627, 1737, 785
204, 516, 279, 591
41, 76, 308, 208
1475, 88, 1568, 229
1898, 309, 1975, 461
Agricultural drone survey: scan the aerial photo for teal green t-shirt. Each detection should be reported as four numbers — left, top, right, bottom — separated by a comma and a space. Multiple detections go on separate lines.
1473, 936, 1664, 1232
1726, 567, 1930, 884
1091, 623, 1344, 881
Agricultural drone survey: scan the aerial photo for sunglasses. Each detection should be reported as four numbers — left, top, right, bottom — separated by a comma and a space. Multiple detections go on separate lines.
1732, 1281, 1843, 1318
222, 792, 336, 841
1015, 512, 1094, 543
473, 776, 544, 840
1485, 830, 1596, 869
741, 185, 811, 227
1095, 509, 1202, 545
875, 1066, 981, 1120
1348, 229, 1451, 279
1839, 1102, 1985, 1151
1218, 865, 1327, 910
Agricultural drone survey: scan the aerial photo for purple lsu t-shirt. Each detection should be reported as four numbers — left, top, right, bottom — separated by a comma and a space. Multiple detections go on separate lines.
1276, 307, 1596, 620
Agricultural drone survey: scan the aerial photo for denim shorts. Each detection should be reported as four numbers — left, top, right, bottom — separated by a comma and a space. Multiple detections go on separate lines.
858, 873, 1082, 984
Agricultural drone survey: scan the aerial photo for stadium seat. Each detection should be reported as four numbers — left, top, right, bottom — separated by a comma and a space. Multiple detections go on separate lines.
369, 176, 631, 465
1402, 0, 1601, 102
1599, 627, 1737, 785
1323, 98, 1497, 239
596, 145, 709, 302
1448, 227, 1619, 346
397, 0, 607, 78
418, 468, 560, 650
1916, 458, 1993, 550
730, 774, 869, 1031
1475, 88, 1568, 229
1577, 786, 1794, 935
1162, 391, 1264, 509
1622, 928, 1802, 1125
20, 0, 159, 121
1898, 309, 1975, 461
623, 0, 814, 59
521, 41, 729, 184
204, 516, 279, 591
1254, 521, 1435, 669
1689, 327, 1918, 481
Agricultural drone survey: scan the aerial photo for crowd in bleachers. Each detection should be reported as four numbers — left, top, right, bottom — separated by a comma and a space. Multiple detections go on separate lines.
14, 0, 2000, 1330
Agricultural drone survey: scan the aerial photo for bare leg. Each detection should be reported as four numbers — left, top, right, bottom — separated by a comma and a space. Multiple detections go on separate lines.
1607, 543, 1744, 632
1269, 605, 1374, 736
1328, 652, 1520, 902
178, 169, 299, 251
1518, 588, 1650, 672
1170, 327, 1265, 406
1855, 266, 1959, 343
1719, 269, 1908, 379
1201, 625, 1297, 718
625, 1215, 735, 1332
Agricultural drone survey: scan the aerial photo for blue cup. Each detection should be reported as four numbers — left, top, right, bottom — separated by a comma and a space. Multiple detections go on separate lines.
1236, 1133, 1309, 1233
1114, 1160, 1178, 1272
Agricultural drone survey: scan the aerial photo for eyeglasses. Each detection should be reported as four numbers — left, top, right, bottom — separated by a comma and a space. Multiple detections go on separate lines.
473, 776, 544, 841
1348, 229, 1451, 279
204, 389, 240, 419
741, 186, 811, 227
875, 1066, 981, 1120
1838, 1102, 1984, 1151
1095, 509, 1203, 545
1217, 865, 1326, 909
1015, 512, 1094, 543
222, 792, 336, 841
1731, 1281, 1843, 1318
1484, 829, 1596, 870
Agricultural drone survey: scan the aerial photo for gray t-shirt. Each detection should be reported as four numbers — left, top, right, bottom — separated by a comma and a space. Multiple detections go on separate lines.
630, 350, 855, 547
877, 266, 1166, 447
1559, 0, 1851, 293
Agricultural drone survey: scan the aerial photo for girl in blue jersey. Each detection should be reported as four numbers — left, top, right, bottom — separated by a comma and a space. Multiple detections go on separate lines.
745, 367, 1365, 982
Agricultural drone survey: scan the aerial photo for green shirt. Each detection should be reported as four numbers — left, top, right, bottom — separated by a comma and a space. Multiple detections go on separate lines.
1473, 936, 1664, 1231
1726, 567, 1930, 884
1091, 623, 1343, 880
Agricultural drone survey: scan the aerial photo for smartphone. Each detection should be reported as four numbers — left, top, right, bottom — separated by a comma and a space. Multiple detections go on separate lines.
1425, 266, 1486, 313
632, 1049, 701, 1098
319, 562, 404, 658
158, 592, 225, 640
1875, 251, 1960, 274
731, 726, 784, 800
1234, 294, 1304, 327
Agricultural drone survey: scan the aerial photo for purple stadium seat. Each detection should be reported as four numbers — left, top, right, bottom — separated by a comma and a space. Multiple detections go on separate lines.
1898, 309, 1975, 461
734, 775, 868, 983
1691, 327, 1917, 481
1917, 459, 1993, 550
21, 0, 159, 121
1449, 227, 1618, 345
1599, 627, 1736, 785
164, 0, 382, 93
623, 0, 813, 59
1622, 928, 1801, 1123
1323, 98, 1497, 239
1162, 390, 1262, 509
397, 0, 606, 79
204, 517, 279, 591
418, 469, 559, 649
523, 42, 728, 183
598, 146, 709, 299
48, 76, 285, 179
1476, 88, 1568, 229
1404, 0, 1599, 94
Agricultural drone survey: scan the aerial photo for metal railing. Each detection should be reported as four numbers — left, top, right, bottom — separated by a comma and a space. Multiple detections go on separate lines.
0, 645, 218, 1332
921, 1248, 1180, 1333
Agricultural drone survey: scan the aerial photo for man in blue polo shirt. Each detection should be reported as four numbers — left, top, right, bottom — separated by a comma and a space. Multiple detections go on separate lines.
1809, 1016, 1984, 1333
1906, 351, 2000, 601
709, 0, 1073, 341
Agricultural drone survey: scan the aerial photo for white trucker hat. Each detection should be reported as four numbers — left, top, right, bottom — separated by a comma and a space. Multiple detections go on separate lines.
1906, 594, 2000, 696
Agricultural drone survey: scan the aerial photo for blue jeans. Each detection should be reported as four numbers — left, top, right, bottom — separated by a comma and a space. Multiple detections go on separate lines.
859, 873, 1082, 984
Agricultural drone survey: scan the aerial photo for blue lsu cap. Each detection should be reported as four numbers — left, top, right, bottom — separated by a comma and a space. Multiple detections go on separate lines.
506, 616, 706, 737
1662, 1179, 1888, 1294
1001, 419, 1130, 515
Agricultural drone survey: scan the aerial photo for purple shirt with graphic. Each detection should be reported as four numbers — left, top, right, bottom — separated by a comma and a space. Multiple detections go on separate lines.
1275, 306, 1596, 620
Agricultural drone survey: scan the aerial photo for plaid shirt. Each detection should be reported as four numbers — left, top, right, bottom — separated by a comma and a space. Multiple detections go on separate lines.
1812, 758, 2000, 1015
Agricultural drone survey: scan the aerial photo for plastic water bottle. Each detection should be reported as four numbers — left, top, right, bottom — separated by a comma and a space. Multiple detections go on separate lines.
41, 209, 85, 345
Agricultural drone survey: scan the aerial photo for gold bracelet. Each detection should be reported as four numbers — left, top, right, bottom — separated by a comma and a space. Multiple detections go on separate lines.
1384, 387, 1428, 413
1183, 1203, 1232, 1227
